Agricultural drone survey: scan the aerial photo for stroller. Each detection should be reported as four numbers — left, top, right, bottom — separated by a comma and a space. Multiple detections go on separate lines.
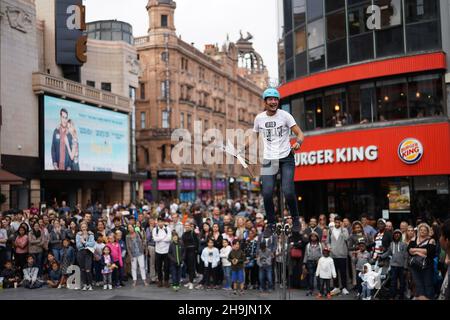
372, 258, 391, 300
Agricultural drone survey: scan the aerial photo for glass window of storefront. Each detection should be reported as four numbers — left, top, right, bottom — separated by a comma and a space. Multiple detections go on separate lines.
293, 0, 306, 27
282, 0, 441, 81
376, 78, 408, 121
284, 72, 444, 131
408, 74, 444, 117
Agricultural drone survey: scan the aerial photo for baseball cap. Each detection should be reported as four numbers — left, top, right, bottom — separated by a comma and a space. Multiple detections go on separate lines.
256, 213, 264, 219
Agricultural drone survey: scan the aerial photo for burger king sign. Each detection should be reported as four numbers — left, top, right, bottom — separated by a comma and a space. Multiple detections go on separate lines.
398, 138, 423, 164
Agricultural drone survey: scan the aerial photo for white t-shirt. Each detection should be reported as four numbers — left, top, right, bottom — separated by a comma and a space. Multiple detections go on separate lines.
253, 109, 296, 160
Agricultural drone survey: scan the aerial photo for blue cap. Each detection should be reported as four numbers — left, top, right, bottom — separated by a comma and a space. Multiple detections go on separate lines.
262, 88, 280, 100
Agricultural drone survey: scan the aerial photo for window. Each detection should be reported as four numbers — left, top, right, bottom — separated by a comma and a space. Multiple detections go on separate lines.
326, 9, 347, 67
327, 38, 347, 68
283, 0, 293, 33
180, 112, 185, 128
376, 0, 402, 28
285, 32, 294, 61
161, 15, 168, 27
308, 19, 325, 49
86, 80, 95, 88
162, 110, 169, 128
327, 10, 346, 41
408, 74, 443, 117
112, 31, 122, 41
348, 1, 371, 36
348, 83, 376, 124
293, 0, 306, 27
405, 0, 438, 23
307, 0, 324, 21
161, 80, 169, 98
294, 27, 306, 54
187, 114, 192, 130
309, 46, 325, 73
349, 32, 374, 63
286, 58, 295, 81
325, 0, 345, 13
305, 94, 324, 130
140, 112, 146, 129
376, 26, 404, 57
140, 82, 146, 100
406, 21, 440, 52
101, 82, 111, 92
161, 51, 169, 62
323, 88, 347, 128
295, 52, 307, 77
204, 119, 208, 130
376, 78, 408, 121
129, 86, 136, 101
291, 97, 305, 130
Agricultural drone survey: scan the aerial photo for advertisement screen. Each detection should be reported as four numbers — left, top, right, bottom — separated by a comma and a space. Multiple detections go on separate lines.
44, 95, 129, 174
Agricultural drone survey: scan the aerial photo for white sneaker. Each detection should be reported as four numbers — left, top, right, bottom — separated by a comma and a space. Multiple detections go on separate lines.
88, 285, 93, 291
103, 285, 108, 290
342, 288, 350, 295
188, 283, 194, 290
184, 282, 191, 288
82, 285, 87, 291
57, 284, 62, 289
108, 285, 113, 290
330, 288, 341, 296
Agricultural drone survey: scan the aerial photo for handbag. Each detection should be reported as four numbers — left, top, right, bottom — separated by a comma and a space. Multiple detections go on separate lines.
408, 238, 430, 270
290, 247, 303, 259
409, 255, 427, 270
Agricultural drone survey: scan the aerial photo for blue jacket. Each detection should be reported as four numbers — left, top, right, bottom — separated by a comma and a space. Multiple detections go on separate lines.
51, 128, 73, 170
75, 232, 95, 251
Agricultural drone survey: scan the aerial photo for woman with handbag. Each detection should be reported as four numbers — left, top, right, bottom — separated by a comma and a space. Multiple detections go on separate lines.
408, 223, 436, 299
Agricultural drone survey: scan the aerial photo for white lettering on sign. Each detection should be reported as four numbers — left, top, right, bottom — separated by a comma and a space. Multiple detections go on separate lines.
296, 146, 379, 166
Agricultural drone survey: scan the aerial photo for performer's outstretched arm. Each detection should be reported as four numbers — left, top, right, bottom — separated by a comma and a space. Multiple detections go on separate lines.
290, 125, 305, 151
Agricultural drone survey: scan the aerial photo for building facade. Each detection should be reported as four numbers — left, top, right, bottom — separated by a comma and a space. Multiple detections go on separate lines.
0, 0, 142, 210
135, 0, 268, 202
279, 0, 450, 224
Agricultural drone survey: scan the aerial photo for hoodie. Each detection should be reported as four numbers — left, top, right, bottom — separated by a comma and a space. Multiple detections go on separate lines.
316, 255, 336, 279
359, 263, 377, 290
380, 229, 408, 268
303, 235, 323, 263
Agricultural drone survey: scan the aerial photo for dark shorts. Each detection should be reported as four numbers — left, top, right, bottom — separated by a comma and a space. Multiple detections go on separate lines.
231, 269, 244, 283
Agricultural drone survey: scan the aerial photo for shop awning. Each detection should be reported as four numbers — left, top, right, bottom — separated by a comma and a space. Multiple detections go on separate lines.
0, 169, 25, 185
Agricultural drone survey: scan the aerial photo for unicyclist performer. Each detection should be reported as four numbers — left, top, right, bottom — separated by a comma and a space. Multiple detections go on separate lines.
242, 88, 305, 237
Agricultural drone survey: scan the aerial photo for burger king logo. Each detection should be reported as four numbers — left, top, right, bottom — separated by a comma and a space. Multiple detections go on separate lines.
398, 138, 423, 164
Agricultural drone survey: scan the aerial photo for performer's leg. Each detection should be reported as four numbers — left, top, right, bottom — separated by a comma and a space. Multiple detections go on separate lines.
280, 154, 299, 228
261, 162, 277, 225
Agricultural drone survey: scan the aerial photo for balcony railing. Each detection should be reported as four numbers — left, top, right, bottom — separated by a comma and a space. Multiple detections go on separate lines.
134, 36, 149, 46
32, 72, 131, 112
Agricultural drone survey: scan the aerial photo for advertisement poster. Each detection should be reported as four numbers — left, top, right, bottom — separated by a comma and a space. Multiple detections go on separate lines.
44, 95, 129, 174
388, 182, 411, 212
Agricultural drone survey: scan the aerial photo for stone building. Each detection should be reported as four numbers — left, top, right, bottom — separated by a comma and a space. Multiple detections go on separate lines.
135, 0, 269, 202
0, 0, 141, 210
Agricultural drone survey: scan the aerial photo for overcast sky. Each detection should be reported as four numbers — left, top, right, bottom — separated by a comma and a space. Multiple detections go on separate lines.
84, 0, 280, 81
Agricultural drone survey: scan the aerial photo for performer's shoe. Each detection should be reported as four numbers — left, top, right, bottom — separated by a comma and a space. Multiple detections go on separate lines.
284, 224, 292, 236
276, 223, 283, 236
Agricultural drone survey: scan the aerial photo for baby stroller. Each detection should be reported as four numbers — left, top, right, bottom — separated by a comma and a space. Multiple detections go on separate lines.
372, 258, 391, 300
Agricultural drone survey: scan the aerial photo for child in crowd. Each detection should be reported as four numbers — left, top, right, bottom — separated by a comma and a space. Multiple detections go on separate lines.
168, 232, 184, 291
93, 233, 106, 286
100, 246, 115, 290
303, 232, 323, 296
60, 238, 75, 288
359, 263, 377, 300
47, 261, 62, 288
355, 241, 372, 297
220, 238, 232, 290
0, 261, 20, 288
228, 240, 245, 295
107, 234, 123, 288
315, 247, 336, 299
22, 255, 43, 289
42, 252, 57, 281
380, 229, 408, 299
201, 238, 220, 290
256, 242, 274, 292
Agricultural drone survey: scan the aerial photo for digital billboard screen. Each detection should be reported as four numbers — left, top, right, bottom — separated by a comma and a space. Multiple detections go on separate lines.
44, 95, 129, 174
